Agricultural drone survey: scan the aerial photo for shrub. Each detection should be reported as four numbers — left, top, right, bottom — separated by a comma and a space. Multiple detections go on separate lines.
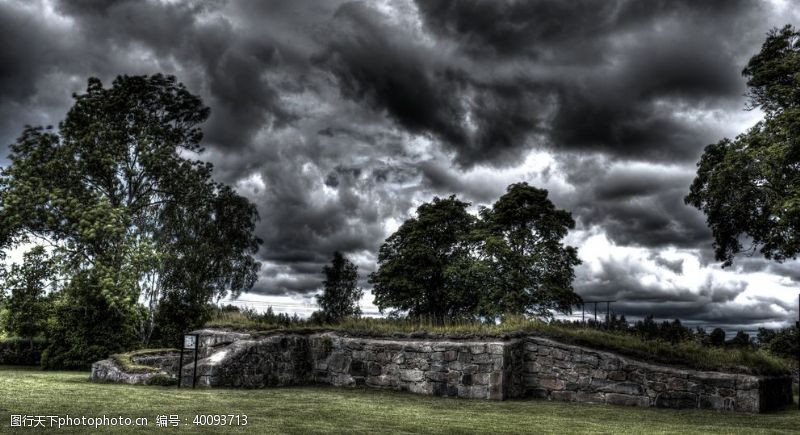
0, 337, 47, 366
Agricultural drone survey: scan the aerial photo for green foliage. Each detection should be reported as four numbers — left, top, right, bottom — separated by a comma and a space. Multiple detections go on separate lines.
727, 331, 755, 349
710, 328, 727, 347
758, 326, 798, 360
370, 196, 480, 320
478, 183, 581, 318
0, 74, 261, 367
206, 305, 303, 331
370, 185, 581, 321
0, 246, 55, 340
686, 25, 800, 265
111, 348, 179, 374
146, 374, 178, 386
314, 251, 362, 323
0, 337, 48, 365
41, 273, 139, 370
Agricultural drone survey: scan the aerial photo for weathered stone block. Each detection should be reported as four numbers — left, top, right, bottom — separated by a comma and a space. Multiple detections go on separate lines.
735, 375, 759, 390
539, 377, 566, 391
426, 371, 448, 382
473, 373, 491, 385
667, 377, 688, 391
605, 393, 649, 407
576, 391, 605, 403
607, 371, 626, 381
574, 353, 599, 367
470, 344, 486, 354
599, 382, 643, 396
655, 391, 697, 409
487, 344, 504, 354
735, 389, 759, 413
400, 369, 425, 382
552, 390, 575, 401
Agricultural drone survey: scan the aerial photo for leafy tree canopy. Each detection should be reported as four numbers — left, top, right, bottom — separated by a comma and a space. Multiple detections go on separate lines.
0, 74, 261, 357
370, 196, 480, 320
314, 251, 362, 323
370, 184, 581, 321
686, 25, 800, 265
0, 246, 54, 340
478, 183, 581, 318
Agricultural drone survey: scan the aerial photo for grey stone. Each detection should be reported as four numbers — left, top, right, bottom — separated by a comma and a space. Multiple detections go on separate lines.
400, 369, 425, 382
655, 392, 697, 409
599, 383, 644, 396
576, 391, 606, 403
607, 371, 626, 381
552, 390, 575, 401
605, 393, 649, 407
91, 330, 793, 412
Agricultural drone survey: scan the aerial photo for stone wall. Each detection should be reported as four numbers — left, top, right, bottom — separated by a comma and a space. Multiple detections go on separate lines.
91, 330, 792, 413
308, 335, 510, 399
520, 337, 792, 413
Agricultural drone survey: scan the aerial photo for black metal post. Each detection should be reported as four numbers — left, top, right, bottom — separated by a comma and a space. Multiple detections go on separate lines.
192, 334, 199, 388
606, 301, 611, 329
594, 302, 597, 323
582, 303, 585, 323
177, 346, 184, 389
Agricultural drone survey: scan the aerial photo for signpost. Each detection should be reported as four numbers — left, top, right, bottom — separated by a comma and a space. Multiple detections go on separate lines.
178, 333, 200, 388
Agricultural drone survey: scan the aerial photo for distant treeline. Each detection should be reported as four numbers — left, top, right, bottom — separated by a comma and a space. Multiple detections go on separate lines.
554, 314, 798, 360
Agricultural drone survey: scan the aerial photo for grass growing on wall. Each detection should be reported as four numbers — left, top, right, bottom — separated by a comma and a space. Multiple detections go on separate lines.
110, 348, 179, 374
0, 367, 797, 434
204, 313, 791, 376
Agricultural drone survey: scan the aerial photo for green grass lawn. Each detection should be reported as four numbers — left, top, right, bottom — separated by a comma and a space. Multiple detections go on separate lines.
0, 366, 797, 434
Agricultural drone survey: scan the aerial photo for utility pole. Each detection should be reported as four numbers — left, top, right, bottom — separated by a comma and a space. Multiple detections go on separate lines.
583, 300, 616, 329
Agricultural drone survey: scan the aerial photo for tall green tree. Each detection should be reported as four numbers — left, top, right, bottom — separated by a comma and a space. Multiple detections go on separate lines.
369, 196, 482, 320
686, 25, 800, 265
709, 327, 727, 347
1, 246, 55, 342
0, 74, 261, 365
478, 183, 581, 318
314, 251, 362, 323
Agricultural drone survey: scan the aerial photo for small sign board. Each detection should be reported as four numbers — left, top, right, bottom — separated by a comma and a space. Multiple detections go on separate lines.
183, 335, 197, 350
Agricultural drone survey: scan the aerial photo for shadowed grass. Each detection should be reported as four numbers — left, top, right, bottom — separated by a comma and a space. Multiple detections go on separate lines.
0, 367, 797, 434
205, 314, 791, 375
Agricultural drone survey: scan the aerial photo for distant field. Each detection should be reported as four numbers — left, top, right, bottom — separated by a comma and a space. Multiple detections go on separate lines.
0, 366, 797, 434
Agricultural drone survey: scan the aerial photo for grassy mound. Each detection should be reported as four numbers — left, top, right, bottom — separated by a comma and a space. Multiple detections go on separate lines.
205, 313, 791, 376
110, 348, 179, 374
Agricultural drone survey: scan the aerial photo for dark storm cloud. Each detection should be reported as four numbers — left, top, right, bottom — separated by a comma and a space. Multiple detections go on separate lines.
575, 255, 793, 327
413, 0, 763, 163
315, 1, 553, 167
52, 0, 297, 151
1, 0, 798, 328
555, 155, 712, 248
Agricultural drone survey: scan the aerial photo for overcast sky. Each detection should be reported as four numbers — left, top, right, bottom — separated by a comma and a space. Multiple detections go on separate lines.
2, 0, 800, 331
